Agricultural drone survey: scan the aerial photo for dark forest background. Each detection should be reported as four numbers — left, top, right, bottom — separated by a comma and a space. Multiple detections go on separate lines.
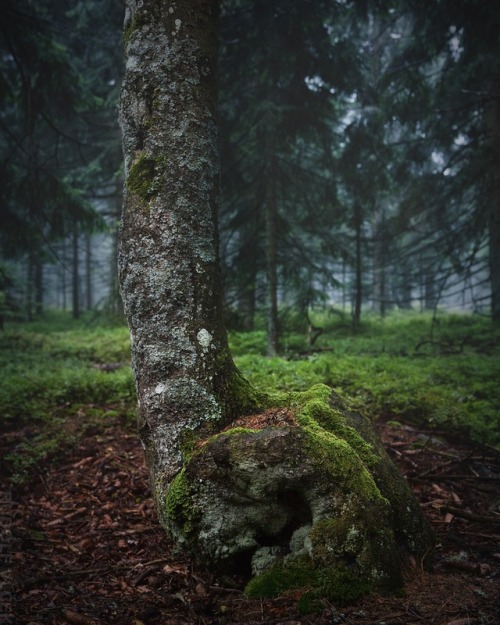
1, 0, 499, 351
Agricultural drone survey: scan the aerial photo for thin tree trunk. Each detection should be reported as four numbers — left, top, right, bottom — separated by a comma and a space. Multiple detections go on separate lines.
341, 256, 347, 312
424, 270, 437, 311
486, 80, 500, 323
25, 254, 33, 322
240, 271, 256, 331
372, 205, 386, 318
353, 203, 362, 331
85, 232, 92, 311
72, 223, 80, 320
266, 154, 279, 355
60, 239, 67, 311
395, 260, 413, 310
34, 258, 43, 316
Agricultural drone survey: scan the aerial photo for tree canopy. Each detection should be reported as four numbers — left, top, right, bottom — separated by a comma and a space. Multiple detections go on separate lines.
0, 1, 498, 328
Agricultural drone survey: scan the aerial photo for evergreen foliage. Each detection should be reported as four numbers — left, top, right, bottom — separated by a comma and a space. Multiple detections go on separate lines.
0, 0, 124, 317
0, 2, 497, 325
219, 1, 499, 340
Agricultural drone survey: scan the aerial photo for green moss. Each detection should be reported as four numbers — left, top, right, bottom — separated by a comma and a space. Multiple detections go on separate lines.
301, 386, 373, 447
126, 154, 163, 203
310, 567, 374, 607
271, 384, 381, 499
123, 11, 150, 48
245, 556, 316, 598
306, 426, 382, 500
165, 468, 195, 535
216, 355, 264, 418
164, 380, 429, 606
245, 556, 374, 613
217, 426, 256, 437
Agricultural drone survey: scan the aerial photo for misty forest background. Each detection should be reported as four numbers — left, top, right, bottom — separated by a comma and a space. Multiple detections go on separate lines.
1, 0, 500, 481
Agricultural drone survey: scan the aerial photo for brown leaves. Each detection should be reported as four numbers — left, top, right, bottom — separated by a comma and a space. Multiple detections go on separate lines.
5, 417, 499, 625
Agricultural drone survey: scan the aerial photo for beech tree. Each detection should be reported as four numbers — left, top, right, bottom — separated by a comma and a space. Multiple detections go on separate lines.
119, 0, 433, 603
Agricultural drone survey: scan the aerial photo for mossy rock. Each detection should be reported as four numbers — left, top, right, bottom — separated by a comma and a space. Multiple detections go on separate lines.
162, 384, 433, 603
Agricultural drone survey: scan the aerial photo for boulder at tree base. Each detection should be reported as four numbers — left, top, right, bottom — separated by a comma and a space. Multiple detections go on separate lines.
163, 384, 434, 607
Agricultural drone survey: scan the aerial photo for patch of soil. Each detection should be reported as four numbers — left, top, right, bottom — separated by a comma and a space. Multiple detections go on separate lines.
1, 415, 499, 625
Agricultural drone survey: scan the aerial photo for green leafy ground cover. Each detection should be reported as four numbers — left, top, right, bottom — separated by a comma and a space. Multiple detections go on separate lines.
1, 310, 499, 482
231, 312, 500, 448
0, 312, 135, 481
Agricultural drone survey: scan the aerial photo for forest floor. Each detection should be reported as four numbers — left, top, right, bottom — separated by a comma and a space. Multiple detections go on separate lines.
2, 411, 499, 625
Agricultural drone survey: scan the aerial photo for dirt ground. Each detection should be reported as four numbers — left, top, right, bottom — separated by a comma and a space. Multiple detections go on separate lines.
1, 412, 499, 625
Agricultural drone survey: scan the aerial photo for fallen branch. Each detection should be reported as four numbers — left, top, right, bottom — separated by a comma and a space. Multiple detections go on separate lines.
417, 474, 500, 481
441, 505, 500, 524
63, 610, 102, 625
20, 558, 170, 589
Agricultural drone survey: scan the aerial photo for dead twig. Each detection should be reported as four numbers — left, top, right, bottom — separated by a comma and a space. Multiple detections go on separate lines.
441, 505, 500, 524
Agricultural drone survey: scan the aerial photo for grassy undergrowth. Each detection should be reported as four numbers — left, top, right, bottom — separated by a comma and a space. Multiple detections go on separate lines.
230, 311, 500, 448
0, 311, 135, 482
1, 310, 499, 482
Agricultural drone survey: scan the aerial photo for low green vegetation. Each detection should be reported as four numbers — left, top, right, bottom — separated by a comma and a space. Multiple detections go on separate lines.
1, 310, 498, 483
230, 311, 500, 448
0, 311, 135, 481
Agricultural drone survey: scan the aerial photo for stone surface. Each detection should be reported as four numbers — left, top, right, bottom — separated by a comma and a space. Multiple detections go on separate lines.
164, 385, 434, 601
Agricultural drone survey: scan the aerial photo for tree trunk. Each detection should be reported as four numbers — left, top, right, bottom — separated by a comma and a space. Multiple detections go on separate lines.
423, 269, 437, 311
25, 254, 33, 322
119, 0, 256, 490
266, 153, 279, 355
486, 80, 500, 323
72, 223, 80, 320
34, 257, 43, 316
394, 260, 413, 310
371, 205, 386, 318
353, 203, 363, 330
60, 239, 67, 311
85, 232, 93, 311
239, 271, 256, 331
118, 0, 433, 602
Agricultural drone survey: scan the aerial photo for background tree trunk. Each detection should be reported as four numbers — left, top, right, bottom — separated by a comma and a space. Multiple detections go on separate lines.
85, 232, 93, 311
72, 222, 80, 320
353, 203, 363, 330
486, 80, 500, 323
25, 254, 33, 322
34, 257, 43, 316
266, 153, 279, 355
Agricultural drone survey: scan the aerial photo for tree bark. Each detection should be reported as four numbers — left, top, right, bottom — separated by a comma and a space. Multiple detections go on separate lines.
72, 222, 80, 320
34, 257, 43, 316
353, 203, 362, 331
85, 233, 92, 311
266, 153, 279, 356
486, 81, 500, 323
118, 0, 256, 492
